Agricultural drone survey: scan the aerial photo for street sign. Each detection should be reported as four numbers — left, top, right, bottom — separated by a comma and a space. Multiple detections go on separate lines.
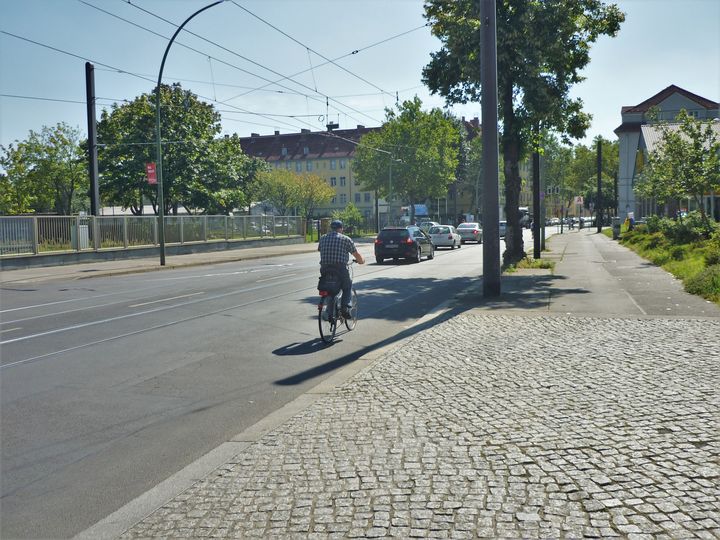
574, 195, 584, 205
146, 162, 157, 185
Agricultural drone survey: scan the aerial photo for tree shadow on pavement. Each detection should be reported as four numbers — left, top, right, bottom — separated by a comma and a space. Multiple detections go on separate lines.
273, 305, 461, 386
276, 272, 592, 386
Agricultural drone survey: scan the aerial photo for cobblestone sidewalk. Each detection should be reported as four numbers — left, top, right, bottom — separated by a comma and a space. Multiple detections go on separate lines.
121, 314, 720, 539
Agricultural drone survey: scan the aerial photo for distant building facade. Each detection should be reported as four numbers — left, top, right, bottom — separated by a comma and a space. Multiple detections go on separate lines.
239, 126, 380, 222
614, 85, 719, 219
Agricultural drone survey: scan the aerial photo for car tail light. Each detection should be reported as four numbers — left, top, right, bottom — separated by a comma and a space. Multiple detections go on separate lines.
473, 230, 479, 235
405, 238, 414, 244
319, 291, 330, 297
374, 239, 382, 245
447, 235, 453, 239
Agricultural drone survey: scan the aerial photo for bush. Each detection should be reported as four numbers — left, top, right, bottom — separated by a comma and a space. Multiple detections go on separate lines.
684, 264, 720, 302
705, 230, 720, 266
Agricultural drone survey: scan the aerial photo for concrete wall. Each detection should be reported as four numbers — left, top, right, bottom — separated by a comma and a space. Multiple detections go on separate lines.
0, 236, 305, 271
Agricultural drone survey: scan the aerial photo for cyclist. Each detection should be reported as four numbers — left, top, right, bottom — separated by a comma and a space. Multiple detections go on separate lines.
318, 220, 365, 318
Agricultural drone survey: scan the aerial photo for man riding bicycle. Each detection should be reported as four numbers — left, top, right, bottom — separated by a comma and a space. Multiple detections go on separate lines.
318, 220, 365, 318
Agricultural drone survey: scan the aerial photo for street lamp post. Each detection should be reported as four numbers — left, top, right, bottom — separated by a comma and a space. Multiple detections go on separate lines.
155, 0, 225, 265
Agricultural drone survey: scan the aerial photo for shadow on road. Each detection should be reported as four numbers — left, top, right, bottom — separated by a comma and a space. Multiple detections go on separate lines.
277, 272, 597, 386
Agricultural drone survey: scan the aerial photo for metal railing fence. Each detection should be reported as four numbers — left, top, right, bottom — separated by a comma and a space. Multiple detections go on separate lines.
0, 215, 302, 257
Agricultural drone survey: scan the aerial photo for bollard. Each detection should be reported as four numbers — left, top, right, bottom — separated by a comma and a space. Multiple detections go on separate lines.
612, 217, 621, 240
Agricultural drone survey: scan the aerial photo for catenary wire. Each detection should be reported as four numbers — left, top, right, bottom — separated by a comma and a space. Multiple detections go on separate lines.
119, 0, 379, 126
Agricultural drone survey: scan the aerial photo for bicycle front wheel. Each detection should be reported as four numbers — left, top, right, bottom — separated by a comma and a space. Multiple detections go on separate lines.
345, 289, 358, 331
318, 297, 337, 343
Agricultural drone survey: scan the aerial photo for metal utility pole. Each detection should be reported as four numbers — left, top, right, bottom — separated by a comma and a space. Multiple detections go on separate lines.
481, 0, 500, 297
597, 138, 603, 233
85, 62, 100, 216
155, 0, 225, 265
532, 125, 541, 259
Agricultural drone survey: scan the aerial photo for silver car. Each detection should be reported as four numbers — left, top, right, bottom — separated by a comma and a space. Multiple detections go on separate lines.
428, 225, 462, 249
457, 222, 482, 244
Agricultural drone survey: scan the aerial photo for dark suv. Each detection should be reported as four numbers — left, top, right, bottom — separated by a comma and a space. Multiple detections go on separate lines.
374, 226, 435, 264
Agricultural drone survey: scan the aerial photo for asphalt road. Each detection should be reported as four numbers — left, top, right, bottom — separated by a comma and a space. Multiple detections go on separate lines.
1, 240, 489, 539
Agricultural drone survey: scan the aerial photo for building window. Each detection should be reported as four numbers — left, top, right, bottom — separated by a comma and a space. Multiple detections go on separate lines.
296, 161, 302, 172
281, 147, 287, 156
364, 193, 371, 203
340, 159, 346, 169
339, 176, 346, 186
306, 161, 313, 171
355, 193, 361, 203
330, 177, 337, 186
330, 159, 337, 170
317, 161, 322, 170
331, 196, 337, 204
303, 146, 309, 155
286, 162, 291, 170
340, 194, 347, 204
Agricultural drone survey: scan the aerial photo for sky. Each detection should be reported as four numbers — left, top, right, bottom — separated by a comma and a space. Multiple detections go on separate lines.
1, 0, 718, 150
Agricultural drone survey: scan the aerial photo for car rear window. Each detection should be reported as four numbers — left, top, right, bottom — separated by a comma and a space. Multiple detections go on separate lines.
379, 229, 409, 240
458, 223, 478, 229
429, 226, 449, 234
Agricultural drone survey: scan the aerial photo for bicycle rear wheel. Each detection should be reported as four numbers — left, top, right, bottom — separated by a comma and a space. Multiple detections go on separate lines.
318, 297, 337, 343
344, 289, 358, 331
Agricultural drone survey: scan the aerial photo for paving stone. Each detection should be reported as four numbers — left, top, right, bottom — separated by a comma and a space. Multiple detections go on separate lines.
119, 315, 720, 539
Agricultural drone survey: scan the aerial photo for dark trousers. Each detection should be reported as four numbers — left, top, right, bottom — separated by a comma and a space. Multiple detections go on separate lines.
322, 264, 352, 309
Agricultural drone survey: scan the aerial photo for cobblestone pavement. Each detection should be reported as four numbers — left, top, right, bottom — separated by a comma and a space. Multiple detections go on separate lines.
121, 314, 720, 539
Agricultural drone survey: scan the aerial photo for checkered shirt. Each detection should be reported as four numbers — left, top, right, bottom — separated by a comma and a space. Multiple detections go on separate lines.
318, 231, 356, 266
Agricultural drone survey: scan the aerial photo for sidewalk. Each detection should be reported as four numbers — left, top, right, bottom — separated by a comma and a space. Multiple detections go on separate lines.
72, 230, 719, 539
0, 242, 320, 284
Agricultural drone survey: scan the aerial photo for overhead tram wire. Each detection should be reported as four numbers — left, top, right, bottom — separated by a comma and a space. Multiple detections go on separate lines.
0, 31, 316, 135
81, 0, 333, 113
120, 0, 377, 127
224, 22, 430, 102
231, 1, 395, 101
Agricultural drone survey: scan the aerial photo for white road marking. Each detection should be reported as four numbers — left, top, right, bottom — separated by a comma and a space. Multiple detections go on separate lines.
0, 276, 309, 346
128, 292, 205, 308
0, 327, 22, 333
256, 273, 295, 283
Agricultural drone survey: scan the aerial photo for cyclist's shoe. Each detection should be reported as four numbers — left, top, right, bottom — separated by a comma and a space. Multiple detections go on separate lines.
341, 307, 352, 319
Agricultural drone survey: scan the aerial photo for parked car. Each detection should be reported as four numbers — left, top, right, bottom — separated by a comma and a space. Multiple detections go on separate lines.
499, 221, 507, 237
417, 220, 440, 232
374, 226, 435, 264
428, 225, 462, 249
457, 222, 483, 244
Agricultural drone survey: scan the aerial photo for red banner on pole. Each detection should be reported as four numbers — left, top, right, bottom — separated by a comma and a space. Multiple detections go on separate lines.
146, 162, 157, 185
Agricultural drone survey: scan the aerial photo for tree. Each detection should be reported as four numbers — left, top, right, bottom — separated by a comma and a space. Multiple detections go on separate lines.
256, 168, 302, 215
295, 172, 334, 219
636, 110, 720, 233
423, 0, 624, 264
185, 134, 267, 215
0, 123, 88, 215
333, 203, 364, 231
352, 97, 460, 223
98, 83, 235, 215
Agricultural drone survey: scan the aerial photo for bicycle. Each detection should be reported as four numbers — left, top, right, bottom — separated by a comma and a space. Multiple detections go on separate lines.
317, 262, 358, 344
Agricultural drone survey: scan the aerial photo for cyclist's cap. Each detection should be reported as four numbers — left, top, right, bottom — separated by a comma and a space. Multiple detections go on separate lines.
330, 220, 343, 230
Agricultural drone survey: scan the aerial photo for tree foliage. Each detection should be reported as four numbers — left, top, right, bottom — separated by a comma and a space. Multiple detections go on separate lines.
423, 0, 624, 263
352, 97, 460, 222
256, 169, 333, 218
0, 123, 88, 215
98, 83, 261, 215
636, 110, 720, 233
295, 172, 335, 219
332, 203, 364, 231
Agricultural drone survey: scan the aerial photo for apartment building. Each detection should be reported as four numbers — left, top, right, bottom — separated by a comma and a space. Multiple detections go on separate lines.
239, 126, 380, 221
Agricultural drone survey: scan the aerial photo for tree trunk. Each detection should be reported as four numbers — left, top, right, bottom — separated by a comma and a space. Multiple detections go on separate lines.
500, 90, 525, 265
